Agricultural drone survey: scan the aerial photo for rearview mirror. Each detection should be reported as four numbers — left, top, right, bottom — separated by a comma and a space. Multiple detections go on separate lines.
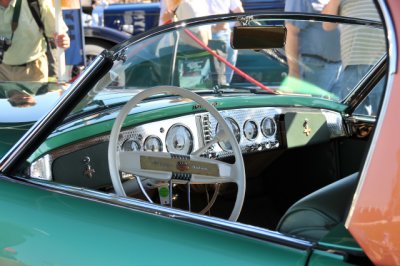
231, 26, 287, 49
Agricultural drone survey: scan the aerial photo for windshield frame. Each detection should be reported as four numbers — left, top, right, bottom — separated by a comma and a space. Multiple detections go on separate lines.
0, 12, 386, 174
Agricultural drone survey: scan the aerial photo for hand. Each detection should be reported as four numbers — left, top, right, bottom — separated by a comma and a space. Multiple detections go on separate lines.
161, 10, 174, 24
54, 33, 70, 49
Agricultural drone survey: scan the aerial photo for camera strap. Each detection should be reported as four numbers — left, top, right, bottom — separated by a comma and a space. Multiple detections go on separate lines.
26, 0, 57, 74
10, 0, 22, 41
27, 0, 54, 45
27, 0, 46, 36
10, 0, 50, 48
10, 0, 56, 68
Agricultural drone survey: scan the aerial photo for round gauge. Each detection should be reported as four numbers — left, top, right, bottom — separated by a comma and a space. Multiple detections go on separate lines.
216, 117, 241, 151
243, 120, 258, 140
166, 124, 193, 154
121, 139, 141, 151
261, 117, 276, 137
143, 136, 163, 152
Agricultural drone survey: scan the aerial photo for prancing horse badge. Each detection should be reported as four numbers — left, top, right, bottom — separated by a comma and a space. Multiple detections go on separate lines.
303, 119, 311, 136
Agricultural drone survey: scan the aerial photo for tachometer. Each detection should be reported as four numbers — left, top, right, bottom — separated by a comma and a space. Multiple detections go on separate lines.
216, 117, 241, 151
121, 139, 141, 151
243, 120, 258, 140
261, 117, 276, 137
165, 124, 193, 154
143, 136, 163, 152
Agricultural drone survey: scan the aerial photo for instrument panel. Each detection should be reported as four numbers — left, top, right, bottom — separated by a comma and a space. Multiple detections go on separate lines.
118, 107, 282, 158
30, 106, 346, 183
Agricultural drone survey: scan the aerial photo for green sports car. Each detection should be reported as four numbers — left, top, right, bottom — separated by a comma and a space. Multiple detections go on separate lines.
0, 6, 394, 265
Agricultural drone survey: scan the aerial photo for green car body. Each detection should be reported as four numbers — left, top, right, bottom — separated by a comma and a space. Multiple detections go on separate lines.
0, 96, 362, 265
0, 10, 387, 265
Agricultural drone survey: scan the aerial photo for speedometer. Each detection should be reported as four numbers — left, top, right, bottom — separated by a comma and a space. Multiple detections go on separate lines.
166, 124, 193, 154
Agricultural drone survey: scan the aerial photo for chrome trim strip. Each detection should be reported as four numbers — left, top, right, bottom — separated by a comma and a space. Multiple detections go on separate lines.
377, 0, 397, 73
346, 0, 397, 226
49, 135, 109, 159
2, 174, 312, 250
0, 56, 106, 172
343, 55, 387, 109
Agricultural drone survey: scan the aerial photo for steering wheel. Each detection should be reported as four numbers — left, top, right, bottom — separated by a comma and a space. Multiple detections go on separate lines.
108, 86, 246, 221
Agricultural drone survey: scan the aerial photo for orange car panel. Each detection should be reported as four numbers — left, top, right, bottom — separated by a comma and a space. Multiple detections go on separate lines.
346, 0, 400, 265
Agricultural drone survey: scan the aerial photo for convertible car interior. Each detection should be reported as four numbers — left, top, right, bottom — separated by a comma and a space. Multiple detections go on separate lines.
6, 13, 386, 263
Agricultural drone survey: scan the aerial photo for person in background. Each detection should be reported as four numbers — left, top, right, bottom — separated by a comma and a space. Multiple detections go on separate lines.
0, 0, 70, 82
159, 0, 209, 25
159, 0, 179, 25
323, 0, 386, 115
207, 0, 244, 84
158, 0, 167, 25
284, 0, 341, 90
92, 0, 108, 27
160, 0, 210, 45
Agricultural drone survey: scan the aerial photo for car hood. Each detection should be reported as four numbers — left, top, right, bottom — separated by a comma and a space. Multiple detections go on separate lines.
0, 82, 67, 157
0, 82, 68, 123
0, 91, 63, 123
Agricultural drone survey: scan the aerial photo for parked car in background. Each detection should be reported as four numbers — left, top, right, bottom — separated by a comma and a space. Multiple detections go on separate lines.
103, 2, 160, 35
83, 25, 131, 62
0, 1, 398, 264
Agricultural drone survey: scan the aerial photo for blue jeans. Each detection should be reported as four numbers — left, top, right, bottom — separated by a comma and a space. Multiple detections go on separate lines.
300, 55, 340, 92
212, 30, 237, 83
330, 65, 384, 115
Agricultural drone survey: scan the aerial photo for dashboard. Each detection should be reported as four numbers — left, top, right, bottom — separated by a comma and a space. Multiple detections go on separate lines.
30, 106, 346, 189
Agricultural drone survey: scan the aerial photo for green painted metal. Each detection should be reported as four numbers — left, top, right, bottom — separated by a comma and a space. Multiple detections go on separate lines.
285, 112, 331, 148
30, 94, 346, 161
318, 224, 363, 253
308, 250, 352, 266
308, 226, 367, 265
0, 122, 34, 157
0, 177, 309, 265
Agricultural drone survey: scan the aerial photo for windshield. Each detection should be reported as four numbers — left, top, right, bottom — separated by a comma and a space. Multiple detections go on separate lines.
71, 15, 385, 116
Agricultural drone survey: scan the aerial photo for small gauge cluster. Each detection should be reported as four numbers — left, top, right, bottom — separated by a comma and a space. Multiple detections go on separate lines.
120, 124, 194, 155
207, 108, 280, 157
118, 114, 199, 156
118, 107, 281, 157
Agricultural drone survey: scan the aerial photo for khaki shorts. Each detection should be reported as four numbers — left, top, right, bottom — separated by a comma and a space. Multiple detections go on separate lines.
0, 54, 48, 82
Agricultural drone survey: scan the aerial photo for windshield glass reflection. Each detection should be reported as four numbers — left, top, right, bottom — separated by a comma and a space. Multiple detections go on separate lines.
74, 17, 385, 115
0, 82, 66, 123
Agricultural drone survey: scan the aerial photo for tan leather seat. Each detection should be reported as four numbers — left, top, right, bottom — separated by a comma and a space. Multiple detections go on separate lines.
276, 172, 359, 241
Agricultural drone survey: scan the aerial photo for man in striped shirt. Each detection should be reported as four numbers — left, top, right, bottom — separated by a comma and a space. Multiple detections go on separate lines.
323, 0, 386, 115
285, 0, 341, 91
